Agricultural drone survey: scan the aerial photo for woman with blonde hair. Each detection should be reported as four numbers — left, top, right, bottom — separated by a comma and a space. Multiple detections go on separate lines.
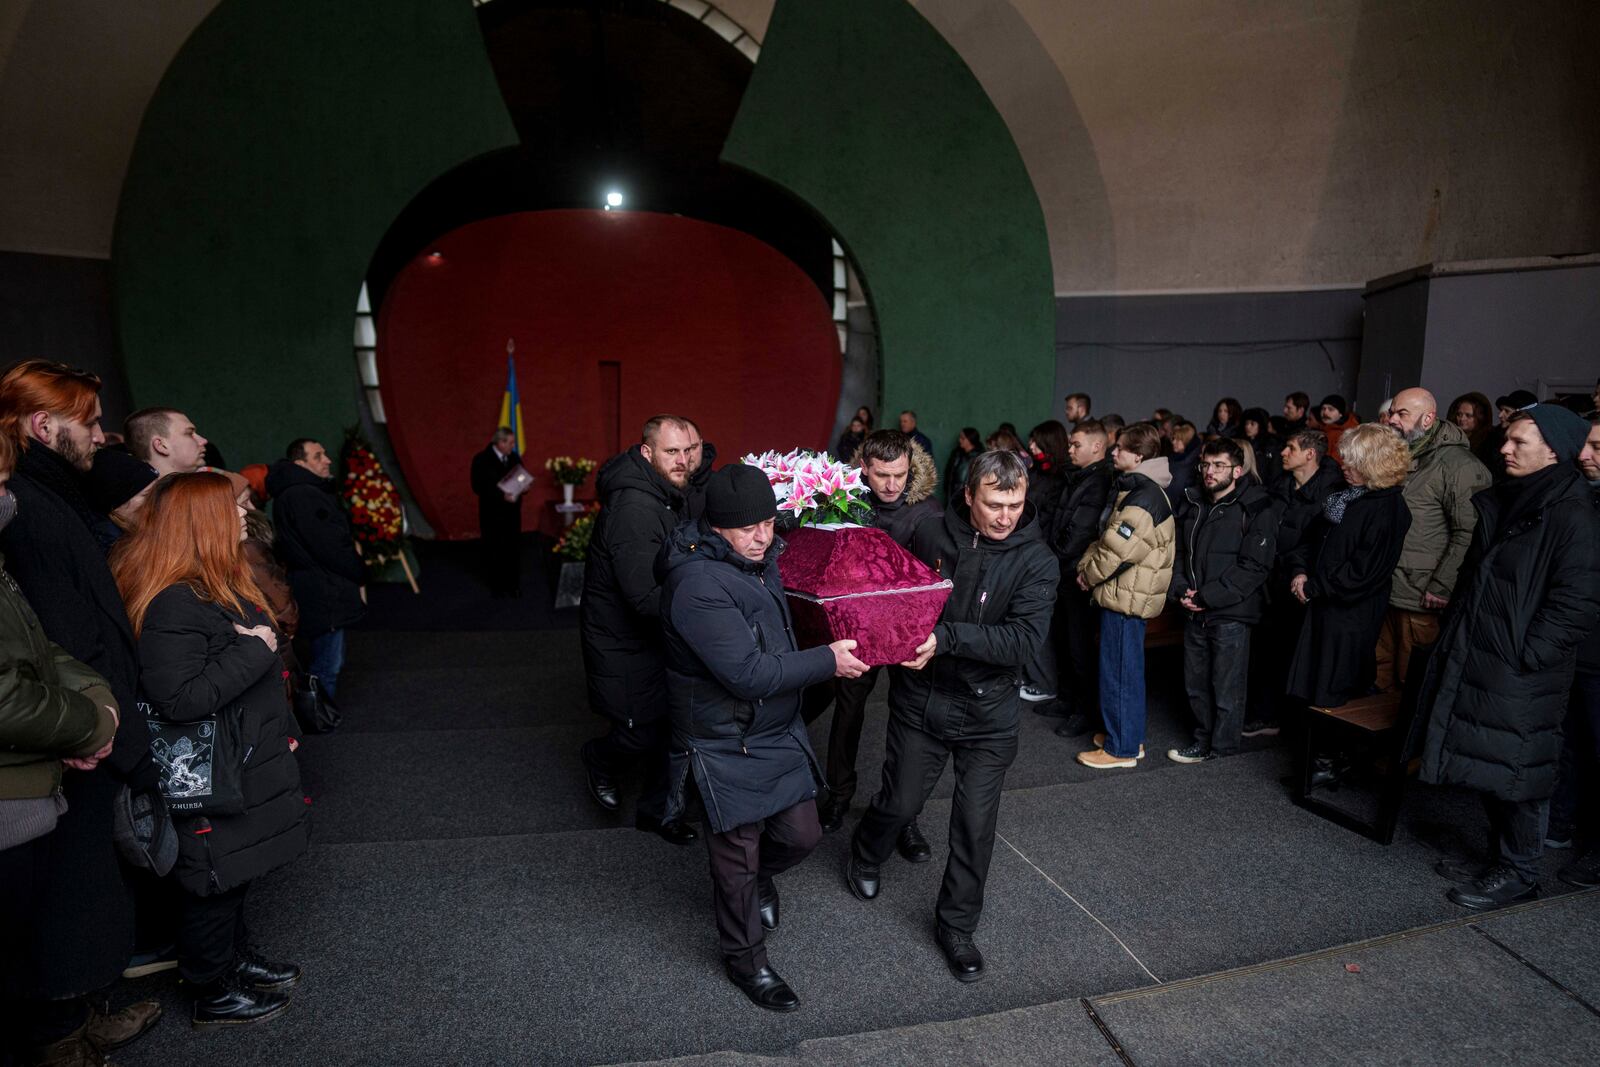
110, 471, 308, 1027
1286, 423, 1413, 707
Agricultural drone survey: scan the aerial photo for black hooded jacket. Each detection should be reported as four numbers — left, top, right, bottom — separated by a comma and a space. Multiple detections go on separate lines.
1049, 457, 1115, 567
579, 443, 715, 726
1416, 467, 1600, 801
1268, 456, 1348, 583
266, 460, 365, 636
657, 520, 835, 833
890, 502, 1058, 740
1169, 476, 1278, 625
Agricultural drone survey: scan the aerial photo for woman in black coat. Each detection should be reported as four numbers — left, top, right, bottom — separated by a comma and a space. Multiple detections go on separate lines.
112, 473, 308, 1027
943, 427, 982, 503
1287, 424, 1413, 707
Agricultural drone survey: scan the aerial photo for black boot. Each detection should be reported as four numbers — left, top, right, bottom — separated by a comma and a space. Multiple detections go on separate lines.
935, 924, 985, 982
1446, 865, 1539, 911
636, 814, 697, 845
757, 879, 780, 931
897, 820, 933, 864
191, 973, 292, 1027
235, 948, 302, 991
726, 965, 800, 1012
580, 740, 619, 811
818, 795, 849, 833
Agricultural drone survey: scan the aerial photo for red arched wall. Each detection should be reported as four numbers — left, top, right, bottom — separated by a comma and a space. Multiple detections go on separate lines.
377, 210, 841, 540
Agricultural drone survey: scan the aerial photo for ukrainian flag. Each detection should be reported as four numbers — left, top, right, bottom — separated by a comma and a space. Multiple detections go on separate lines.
497, 354, 525, 455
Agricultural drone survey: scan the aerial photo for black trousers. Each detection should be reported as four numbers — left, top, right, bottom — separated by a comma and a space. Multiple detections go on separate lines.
1248, 594, 1305, 723
177, 883, 250, 984
1550, 668, 1600, 836
0, 835, 89, 1055
1055, 585, 1099, 718
587, 718, 670, 822
704, 800, 820, 977
1183, 618, 1251, 755
854, 715, 1018, 934
1480, 794, 1548, 883
821, 669, 880, 806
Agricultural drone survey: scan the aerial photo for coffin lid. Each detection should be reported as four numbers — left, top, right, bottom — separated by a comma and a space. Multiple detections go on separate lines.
779, 525, 942, 598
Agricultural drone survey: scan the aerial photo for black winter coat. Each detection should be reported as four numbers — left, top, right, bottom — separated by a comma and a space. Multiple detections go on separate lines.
1169, 478, 1278, 625
139, 585, 309, 895
1049, 458, 1115, 567
580, 446, 697, 727
1246, 433, 1283, 485
1, 443, 148, 782
1417, 468, 1600, 801
1166, 448, 1200, 511
469, 445, 523, 536
266, 461, 365, 636
1024, 460, 1069, 546
1579, 481, 1600, 674
1287, 486, 1411, 707
890, 503, 1058, 740
1268, 457, 1347, 584
658, 521, 835, 833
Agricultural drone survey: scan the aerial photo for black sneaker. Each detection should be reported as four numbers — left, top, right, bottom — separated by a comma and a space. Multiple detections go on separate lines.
1446, 865, 1539, 911
1241, 719, 1280, 738
1558, 849, 1600, 889
1166, 742, 1214, 765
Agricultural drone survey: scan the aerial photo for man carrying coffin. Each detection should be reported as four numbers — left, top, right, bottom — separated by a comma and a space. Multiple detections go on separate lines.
659, 463, 868, 1011
846, 450, 1057, 982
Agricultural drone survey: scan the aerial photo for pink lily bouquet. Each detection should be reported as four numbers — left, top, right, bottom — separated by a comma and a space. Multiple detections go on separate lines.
741, 449, 874, 527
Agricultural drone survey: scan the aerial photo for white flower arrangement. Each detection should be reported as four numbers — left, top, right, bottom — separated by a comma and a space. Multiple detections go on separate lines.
740, 449, 874, 527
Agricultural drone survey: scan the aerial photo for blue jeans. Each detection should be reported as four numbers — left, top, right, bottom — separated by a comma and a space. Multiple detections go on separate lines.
307, 628, 346, 700
1098, 609, 1147, 759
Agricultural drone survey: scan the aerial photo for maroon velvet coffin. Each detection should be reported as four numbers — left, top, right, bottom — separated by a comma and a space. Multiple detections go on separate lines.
779, 526, 952, 666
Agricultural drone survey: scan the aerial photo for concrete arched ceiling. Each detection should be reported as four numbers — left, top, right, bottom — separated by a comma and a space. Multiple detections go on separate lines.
2, 0, 1597, 290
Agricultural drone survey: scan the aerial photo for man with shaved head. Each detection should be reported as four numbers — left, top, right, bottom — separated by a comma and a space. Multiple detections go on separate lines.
1377, 387, 1491, 691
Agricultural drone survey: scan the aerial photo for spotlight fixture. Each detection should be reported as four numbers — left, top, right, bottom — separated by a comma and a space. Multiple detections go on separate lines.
604, 190, 624, 210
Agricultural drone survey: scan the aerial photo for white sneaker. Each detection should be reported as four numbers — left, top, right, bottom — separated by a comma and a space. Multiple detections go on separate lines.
1019, 686, 1057, 703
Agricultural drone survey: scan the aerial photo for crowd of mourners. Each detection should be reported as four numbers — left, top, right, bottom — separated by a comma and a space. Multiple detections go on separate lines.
1, 360, 366, 1064
578, 384, 1600, 1012
4, 352, 1598, 1056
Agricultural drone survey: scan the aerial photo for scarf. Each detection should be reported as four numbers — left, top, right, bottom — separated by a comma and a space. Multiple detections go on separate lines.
1323, 485, 1368, 524
17, 443, 123, 552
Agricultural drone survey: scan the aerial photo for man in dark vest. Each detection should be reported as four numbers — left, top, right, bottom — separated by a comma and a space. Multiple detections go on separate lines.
579, 415, 711, 845
846, 450, 1057, 982
1419, 405, 1600, 909
469, 427, 526, 597
808, 430, 941, 857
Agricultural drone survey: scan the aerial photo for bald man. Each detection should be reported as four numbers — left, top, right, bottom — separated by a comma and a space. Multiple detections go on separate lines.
1377, 387, 1491, 691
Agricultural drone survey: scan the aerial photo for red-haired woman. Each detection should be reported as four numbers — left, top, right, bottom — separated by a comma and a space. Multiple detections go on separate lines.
111, 472, 308, 1027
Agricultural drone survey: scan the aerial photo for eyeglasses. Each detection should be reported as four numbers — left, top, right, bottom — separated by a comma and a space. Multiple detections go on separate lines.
1201, 461, 1237, 472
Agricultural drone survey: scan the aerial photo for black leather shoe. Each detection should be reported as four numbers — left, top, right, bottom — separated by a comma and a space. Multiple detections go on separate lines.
846, 850, 880, 901
637, 815, 697, 846
897, 821, 933, 864
580, 742, 619, 812
727, 965, 800, 1012
191, 974, 292, 1027
818, 797, 848, 833
935, 925, 985, 982
1434, 856, 1490, 884
1447, 865, 1539, 911
235, 949, 301, 991
1053, 713, 1092, 738
758, 880, 780, 931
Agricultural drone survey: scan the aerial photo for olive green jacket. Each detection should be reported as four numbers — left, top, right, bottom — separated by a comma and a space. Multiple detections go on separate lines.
1390, 420, 1492, 612
0, 554, 118, 800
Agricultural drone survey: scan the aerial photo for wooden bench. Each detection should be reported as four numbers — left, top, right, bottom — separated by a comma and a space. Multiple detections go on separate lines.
1294, 690, 1410, 844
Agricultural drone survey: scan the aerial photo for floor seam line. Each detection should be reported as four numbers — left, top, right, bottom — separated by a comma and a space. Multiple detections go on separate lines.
1469, 922, 1600, 1020
997, 830, 1162, 984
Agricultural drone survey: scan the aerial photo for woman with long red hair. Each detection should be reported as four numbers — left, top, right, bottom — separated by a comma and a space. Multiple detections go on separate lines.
110, 472, 308, 1027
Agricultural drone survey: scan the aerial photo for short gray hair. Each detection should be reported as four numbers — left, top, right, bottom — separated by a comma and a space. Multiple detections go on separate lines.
965, 449, 1028, 495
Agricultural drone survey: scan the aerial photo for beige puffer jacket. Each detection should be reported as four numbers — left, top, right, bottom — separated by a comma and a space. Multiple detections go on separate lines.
1078, 457, 1177, 619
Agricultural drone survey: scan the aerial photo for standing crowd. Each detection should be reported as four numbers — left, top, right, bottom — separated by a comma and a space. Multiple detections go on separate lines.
1, 360, 366, 1065
580, 383, 1600, 1011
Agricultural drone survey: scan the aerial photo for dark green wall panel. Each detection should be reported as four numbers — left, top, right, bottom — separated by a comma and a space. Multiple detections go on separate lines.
112, 0, 517, 466
722, 0, 1055, 461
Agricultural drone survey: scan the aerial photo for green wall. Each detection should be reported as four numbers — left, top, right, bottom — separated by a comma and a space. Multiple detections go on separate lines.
722, 0, 1056, 460
112, 0, 518, 466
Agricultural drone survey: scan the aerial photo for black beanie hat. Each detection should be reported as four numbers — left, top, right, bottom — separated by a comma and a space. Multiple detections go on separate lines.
1319, 394, 1348, 418
1524, 404, 1590, 465
86, 449, 158, 514
706, 463, 777, 529
1504, 389, 1538, 410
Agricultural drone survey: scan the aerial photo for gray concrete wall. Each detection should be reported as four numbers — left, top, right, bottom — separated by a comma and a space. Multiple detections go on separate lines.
0, 250, 130, 424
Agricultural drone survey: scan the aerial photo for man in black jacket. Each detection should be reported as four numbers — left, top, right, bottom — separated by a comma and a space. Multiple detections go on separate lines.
1168, 438, 1277, 763
0, 359, 160, 1060
847, 450, 1057, 982
1046, 419, 1115, 738
810, 431, 940, 860
658, 464, 867, 1011
468, 427, 525, 596
267, 439, 364, 700
1419, 406, 1600, 909
1550, 418, 1600, 887
1244, 429, 1345, 736
578, 415, 710, 844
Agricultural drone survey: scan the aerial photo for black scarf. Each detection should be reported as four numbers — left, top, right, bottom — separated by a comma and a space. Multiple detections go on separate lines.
17, 443, 123, 553
1494, 462, 1572, 537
